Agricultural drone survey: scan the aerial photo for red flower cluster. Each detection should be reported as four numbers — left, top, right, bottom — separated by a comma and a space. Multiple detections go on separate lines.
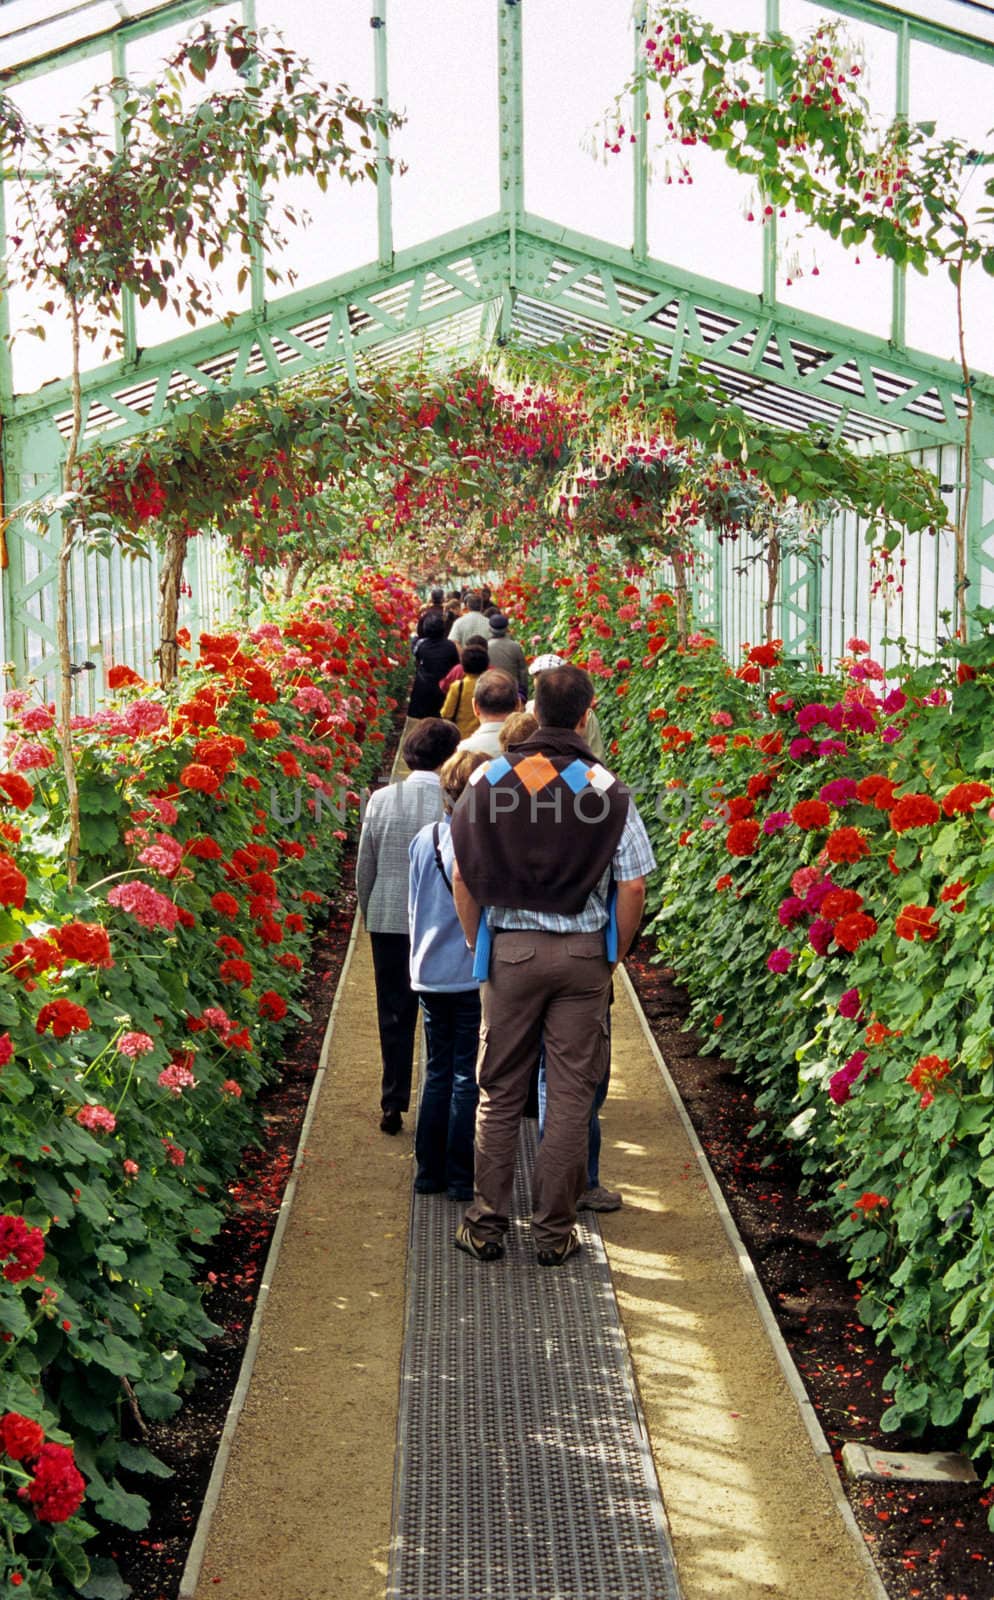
0, 1215, 45, 1282
257, 990, 288, 1020
889, 794, 940, 833
36, 1000, 92, 1038
726, 820, 760, 857
107, 664, 144, 689
942, 781, 992, 816
180, 763, 222, 795
219, 959, 253, 988
0, 774, 35, 810
833, 912, 877, 952
907, 1054, 952, 1107
825, 827, 870, 864
0, 853, 27, 909
52, 922, 113, 967
894, 904, 938, 942
791, 800, 830, 830
0, 1412, 44, 1461
210, 892, 240, 920
25, 1442, 86, 1523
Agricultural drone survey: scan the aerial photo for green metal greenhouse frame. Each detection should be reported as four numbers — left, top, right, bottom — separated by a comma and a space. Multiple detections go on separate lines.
3, 0, 994, 687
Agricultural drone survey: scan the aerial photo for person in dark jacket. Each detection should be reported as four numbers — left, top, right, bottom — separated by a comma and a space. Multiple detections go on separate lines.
415, 588, 446, 638
408, 612, 459, 719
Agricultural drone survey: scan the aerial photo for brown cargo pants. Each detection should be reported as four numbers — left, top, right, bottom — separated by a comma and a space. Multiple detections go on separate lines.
463, 928, 611, 1252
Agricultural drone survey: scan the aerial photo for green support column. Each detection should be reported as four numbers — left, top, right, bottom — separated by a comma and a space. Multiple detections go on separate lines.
372, 0, 393, 270
498, 0, 524, 294
762, 0, 780, 307
891, 20, 910, 350
242, 0, 266, 320
633, 0, 649, 261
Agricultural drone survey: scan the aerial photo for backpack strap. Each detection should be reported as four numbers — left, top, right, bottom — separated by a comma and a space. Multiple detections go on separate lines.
432, 823, 453, 892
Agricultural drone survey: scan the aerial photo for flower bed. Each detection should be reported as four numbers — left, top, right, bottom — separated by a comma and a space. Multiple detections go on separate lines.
0, 571, 414, 1597
513, 565, 994, 1509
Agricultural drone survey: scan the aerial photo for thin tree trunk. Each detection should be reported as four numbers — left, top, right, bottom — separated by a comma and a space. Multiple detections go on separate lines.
57, 299, 83, 889
283, 550, 304, 600
765, 529, 781, 645
158, 525, 188, 688
672, 549, 689, 649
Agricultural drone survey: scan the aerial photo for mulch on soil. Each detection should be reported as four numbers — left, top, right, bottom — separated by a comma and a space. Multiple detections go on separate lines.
625, 939, 994, 1600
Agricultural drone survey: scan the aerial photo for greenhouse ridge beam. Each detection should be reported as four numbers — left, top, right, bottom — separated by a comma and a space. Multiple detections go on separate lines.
0, 0, 223, 84
815, 0, 994, 62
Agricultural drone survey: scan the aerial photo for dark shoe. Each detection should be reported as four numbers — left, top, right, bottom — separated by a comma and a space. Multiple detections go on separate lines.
454, 1222, 504, 1262
578, 1184, 622, 1212
537, 1231, 582, 1268
379, 1109, 403, 1135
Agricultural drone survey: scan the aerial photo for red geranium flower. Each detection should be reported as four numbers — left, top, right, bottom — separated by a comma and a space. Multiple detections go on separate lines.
36, 1000, 91, 1038
0, 1215, 45, 1282
820, 889, 863, 919
0, 854, 27, 909
825, 827, 870, 864
210, 892, 240, 920
219, 958, 253, 987
0, 1413, 44, 1462
942, 781, 993, 817
186, 836, 224, 860
258, 990, 288, 1020
726, 820, 760, 857
725, 796, 754, 821
889, 794, 941, 833
791, 800, 831, 831
894, 904, 939, 942
25, 1442, 85, 1523
106, 664, 144, 689
856, 774, 898, 809
0, 774, 35, 811
52, 922, 113, 967
179, 764, 222, 794
833, 912, 878, 952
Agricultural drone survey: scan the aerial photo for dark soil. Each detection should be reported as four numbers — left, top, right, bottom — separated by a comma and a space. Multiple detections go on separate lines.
625, 940, 994, 1600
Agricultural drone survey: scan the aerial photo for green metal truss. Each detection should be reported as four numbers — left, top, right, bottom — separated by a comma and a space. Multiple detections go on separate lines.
3, 0, 994, 682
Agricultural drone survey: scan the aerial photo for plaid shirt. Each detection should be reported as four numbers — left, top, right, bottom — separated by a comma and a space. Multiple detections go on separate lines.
488, 797, 655, 934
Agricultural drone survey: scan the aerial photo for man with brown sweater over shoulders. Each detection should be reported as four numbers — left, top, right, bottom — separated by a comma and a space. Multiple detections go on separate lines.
449, 665, 655, 1267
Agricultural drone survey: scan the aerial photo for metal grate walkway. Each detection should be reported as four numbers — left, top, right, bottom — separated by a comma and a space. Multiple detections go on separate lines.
388, 1122, 682, 1600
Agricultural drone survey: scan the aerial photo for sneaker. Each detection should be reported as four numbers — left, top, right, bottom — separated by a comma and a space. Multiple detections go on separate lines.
537, 1231, 582, 1268
454, 1222, 504, 1263
578, 1184, 623, 1213
379, 1109, 403, 1135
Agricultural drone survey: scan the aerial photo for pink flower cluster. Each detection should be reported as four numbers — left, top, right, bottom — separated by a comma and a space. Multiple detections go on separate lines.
158, 1061, 197, 1096
107, 880, 180, 931
137, 833, 184, 878
76, 1104, 117, 1133
117, 1032, 154, 1058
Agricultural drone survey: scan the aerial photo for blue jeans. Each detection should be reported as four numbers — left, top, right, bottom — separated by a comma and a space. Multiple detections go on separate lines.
414, 990, 481, 1199
536, 1030, 611, 1190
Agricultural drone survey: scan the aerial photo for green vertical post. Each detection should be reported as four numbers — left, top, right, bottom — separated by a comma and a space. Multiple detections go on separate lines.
763, 0, 780, 305
633, 0, 649, 261
242, 0, 266, 319
112, 33, 138, 365
372, 0, 393, 269
0, 177, 13, 673
892, 19, 910, 348
498, 0, 524, 292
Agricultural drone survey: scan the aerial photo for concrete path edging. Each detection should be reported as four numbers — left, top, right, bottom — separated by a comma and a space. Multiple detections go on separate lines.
616, 964, 889, 1600
178, 910, 362, 1600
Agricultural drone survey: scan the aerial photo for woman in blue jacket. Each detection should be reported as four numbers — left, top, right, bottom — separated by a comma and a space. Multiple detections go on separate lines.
408, 750, 489, 1200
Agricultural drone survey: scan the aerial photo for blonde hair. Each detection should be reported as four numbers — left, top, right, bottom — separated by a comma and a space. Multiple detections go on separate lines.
498, 710, 538, 751
439, 749, 489, 813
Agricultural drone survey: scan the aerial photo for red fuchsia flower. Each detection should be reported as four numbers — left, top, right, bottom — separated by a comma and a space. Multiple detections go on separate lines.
76, 1104, 116, 1133
819, 778, 858, 808
829, 1050, 868, 1105
219, 958, 253, 988
220, 1079, 243, 1097
36, 1000, 91, 1038
838, 988, 862, 1019
0, 1215, 45, 1281
0, 774, 35, 810
210, 892, 240, 920
791, 799, 831, 831
940, 879, 969, 911
117, 1032, 154, 1058
158, 1061, 196, 1096
0, 854, 27, 909
766, 948, 792, 973
725, 820, 760, 857
808, 919, 834, 956
257, 990, 287, 1020
0, 1413, 44, 1461
161, 1139, 185, 1167
0, 1034, 13, 1066
895, 904, 939, 942
942, 781, 993, 816
25, 1442, 86, 1523
179, 763, 222, 794
825, 827, 871, 864
106, 881, 180, 931
889, 794, 941, 833
52, 922, 113, 967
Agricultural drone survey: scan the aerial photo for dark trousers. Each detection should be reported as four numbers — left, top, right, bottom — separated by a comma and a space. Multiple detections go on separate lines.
414, 990, 481, 1199
369, 932, 419, 1113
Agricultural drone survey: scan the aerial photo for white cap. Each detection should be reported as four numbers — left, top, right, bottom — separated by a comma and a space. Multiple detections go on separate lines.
529, 653, 566, 675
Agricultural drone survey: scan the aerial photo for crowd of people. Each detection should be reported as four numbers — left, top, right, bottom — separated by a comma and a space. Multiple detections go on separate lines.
355, 584, 654, 1267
